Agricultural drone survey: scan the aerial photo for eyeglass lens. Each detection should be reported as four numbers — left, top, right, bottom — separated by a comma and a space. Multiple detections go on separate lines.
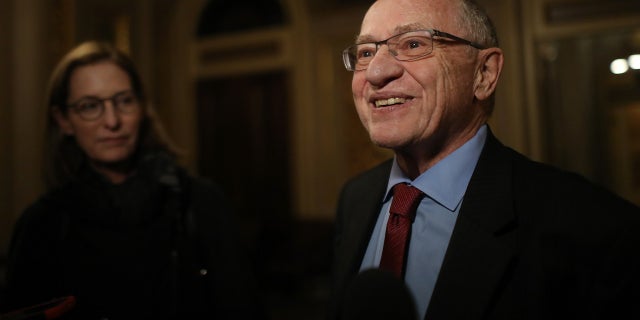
70, 91, 138, 120
344, 30, 435, 71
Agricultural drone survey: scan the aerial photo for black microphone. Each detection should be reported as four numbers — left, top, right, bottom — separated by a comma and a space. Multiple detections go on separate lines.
341, 268, 418, 320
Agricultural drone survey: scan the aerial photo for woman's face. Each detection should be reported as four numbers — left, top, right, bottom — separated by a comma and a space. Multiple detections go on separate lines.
55, 61, 143, 171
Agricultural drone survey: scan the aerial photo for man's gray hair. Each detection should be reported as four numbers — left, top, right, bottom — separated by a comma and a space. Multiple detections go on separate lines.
458, 0, 499, 48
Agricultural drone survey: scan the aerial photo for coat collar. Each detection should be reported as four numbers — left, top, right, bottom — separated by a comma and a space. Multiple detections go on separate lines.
339, 160, 393, 281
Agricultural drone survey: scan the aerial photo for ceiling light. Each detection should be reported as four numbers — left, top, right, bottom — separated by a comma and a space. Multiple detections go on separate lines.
610, 58, 629, 74
628, 54, 640, 70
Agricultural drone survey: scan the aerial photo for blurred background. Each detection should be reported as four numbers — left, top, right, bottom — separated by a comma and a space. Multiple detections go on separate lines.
0, 0, 639, 318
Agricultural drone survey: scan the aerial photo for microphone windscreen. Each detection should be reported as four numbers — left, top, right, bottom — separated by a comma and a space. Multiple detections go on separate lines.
341, 268, 417, 320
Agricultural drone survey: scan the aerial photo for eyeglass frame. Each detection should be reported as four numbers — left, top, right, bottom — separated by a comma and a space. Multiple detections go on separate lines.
342, 29, 487, 71
65, 90, 140, 121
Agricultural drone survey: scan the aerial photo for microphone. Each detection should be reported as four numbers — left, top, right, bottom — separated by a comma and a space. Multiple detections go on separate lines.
0, 296, 76, 320
340, 268, 418, 320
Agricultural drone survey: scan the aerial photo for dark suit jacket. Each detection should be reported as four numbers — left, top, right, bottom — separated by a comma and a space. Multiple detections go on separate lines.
331, 129, 640, 320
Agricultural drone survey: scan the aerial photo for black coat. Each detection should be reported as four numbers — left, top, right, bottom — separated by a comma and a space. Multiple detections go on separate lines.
331, 129, 640, 320
3, 153, 263, 319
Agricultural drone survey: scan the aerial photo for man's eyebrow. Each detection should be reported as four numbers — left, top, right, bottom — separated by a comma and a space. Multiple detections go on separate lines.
354, 23, 427, 44
393, 23, 426, 34
354, 34, 376, 44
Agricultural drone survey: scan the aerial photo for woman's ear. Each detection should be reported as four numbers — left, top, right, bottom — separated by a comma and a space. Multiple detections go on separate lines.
473, 47, 504, 101
52, 106, 75, 135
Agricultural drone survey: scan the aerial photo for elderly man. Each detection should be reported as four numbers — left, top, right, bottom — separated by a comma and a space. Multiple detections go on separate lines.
331, 0, 640, 319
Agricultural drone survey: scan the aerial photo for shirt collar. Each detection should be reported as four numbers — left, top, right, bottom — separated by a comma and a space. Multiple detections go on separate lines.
384, 125, 488, 211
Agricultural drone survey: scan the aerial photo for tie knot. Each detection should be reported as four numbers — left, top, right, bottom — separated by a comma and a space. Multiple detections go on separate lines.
390, 183, 424, 220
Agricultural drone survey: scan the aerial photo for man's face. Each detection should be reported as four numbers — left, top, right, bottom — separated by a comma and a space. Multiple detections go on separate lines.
352, 0, 483, 154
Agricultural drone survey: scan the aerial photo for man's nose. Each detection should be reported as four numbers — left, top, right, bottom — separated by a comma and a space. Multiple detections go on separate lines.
365, 45, 403, 87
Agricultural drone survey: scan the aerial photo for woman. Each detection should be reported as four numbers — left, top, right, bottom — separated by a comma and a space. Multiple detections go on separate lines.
2, 41, 262, 319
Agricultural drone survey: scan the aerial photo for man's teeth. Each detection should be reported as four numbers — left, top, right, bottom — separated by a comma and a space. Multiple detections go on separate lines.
374, 97, 406, 107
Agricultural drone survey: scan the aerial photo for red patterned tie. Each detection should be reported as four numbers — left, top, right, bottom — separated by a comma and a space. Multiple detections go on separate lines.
379, 183, 424, 278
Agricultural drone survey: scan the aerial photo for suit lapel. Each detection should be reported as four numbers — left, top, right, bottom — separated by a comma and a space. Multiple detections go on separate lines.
426, 131, 518, 320
337, 160, 392, 285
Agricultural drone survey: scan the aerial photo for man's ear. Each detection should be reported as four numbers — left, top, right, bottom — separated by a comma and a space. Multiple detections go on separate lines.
473, 47, 504, 101
52, 106, 75, 135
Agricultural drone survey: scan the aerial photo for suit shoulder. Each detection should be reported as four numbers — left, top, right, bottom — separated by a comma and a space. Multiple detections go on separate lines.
336, 159, 393, 214
341, 159, 393, 192
507, 147, 640, 218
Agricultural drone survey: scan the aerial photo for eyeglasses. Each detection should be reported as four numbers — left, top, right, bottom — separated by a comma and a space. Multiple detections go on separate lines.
66, 90, 139, 121
342, 29, 486, 71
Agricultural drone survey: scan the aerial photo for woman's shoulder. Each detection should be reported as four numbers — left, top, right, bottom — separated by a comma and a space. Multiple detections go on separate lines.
188, 175, 224, 196
9, 190, 72, 255
19, 188, 70, 224
173, 167, 225, 199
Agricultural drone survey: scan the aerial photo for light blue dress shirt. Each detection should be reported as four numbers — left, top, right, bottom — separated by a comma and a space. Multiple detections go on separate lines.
359, 125, 487, 320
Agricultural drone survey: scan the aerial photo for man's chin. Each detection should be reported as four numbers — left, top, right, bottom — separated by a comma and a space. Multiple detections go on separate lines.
369, 136, 404, 150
